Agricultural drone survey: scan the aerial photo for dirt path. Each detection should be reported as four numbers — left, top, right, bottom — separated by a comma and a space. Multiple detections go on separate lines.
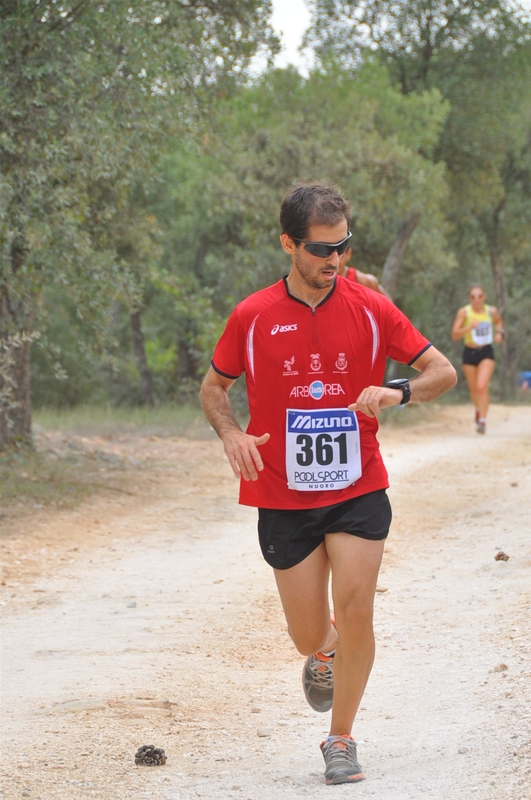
1, 405, 530, 800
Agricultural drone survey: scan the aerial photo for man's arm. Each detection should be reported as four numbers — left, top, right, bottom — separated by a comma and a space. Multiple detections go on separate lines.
199, 367, 270, 481
349, 346, 457, 419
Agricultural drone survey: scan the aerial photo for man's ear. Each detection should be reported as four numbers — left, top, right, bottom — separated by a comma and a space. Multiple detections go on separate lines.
280, 232, 297, 255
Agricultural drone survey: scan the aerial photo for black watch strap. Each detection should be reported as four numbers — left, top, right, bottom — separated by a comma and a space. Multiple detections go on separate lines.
384, 378, 411, 405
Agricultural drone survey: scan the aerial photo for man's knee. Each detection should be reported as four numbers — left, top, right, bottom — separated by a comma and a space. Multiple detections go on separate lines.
288, 622, 331, 656
334, 595, 375, 632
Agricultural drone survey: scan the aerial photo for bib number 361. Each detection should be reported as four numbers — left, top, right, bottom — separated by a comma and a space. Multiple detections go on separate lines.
286, 408, 362, 492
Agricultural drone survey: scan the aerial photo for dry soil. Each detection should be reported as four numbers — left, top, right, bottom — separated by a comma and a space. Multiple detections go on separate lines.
1, 404, 530, 800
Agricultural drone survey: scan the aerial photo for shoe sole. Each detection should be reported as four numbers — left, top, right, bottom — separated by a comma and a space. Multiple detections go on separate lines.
325, 772, 366, 785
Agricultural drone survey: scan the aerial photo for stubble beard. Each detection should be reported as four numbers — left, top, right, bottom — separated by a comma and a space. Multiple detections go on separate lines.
293, 250, 336, 291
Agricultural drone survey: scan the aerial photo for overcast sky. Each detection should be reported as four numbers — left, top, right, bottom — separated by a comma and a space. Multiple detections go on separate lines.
270, 0, 531, 74
271, 0, 312, 74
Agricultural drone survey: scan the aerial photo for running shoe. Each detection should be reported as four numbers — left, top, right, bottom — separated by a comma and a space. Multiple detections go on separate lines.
320, 734, 365, 784
302, 651, 334, 712
477, 420, 486, 434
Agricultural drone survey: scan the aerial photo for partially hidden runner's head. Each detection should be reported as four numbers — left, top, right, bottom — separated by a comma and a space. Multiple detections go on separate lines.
338, 247, 353, 276
280, 183, 352, 241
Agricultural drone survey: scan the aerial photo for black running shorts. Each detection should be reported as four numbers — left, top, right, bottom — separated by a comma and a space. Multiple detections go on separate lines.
258, 489, 392, 570
462, 345, 495, 366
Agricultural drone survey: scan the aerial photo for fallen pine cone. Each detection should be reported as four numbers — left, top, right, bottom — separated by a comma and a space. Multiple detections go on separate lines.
135, 744, 167, 766
494, 551, 509, 561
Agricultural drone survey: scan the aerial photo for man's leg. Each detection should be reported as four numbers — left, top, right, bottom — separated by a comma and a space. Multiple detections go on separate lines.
273, 542, 337, 657
325, 533, 385, 736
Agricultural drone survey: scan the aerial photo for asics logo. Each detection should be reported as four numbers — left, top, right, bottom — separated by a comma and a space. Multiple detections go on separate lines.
271, 323, 298, 335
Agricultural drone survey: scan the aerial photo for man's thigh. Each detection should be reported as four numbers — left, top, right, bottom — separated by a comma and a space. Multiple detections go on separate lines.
326, 533, 385, 613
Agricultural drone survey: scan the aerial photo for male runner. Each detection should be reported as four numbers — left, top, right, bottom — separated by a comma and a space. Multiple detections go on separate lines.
200, 183, 456, 785
338, 247, 390, 298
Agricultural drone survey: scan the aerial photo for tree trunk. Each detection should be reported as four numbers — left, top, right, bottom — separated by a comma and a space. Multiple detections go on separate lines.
380, 211, 421, 299
177, 337, 198, 381
130, 310, 154, 407
381, 212, 421, 382
0, 334, 32, 449
487, 200, 511, 398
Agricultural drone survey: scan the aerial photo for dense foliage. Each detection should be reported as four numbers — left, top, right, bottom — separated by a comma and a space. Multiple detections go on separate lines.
307, 0, 531, 387
2, 1, 530, 445
0, 0, 277, 443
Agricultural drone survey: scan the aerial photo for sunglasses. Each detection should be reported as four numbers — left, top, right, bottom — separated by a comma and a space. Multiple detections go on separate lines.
293, 232, 352, 258
470, 294, 484, 299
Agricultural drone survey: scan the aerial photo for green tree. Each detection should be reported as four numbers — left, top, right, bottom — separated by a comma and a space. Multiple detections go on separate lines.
0, 0, 277, 446
152, 61, 452, 390
307, 1, 528, 90
306, 0, 531, 392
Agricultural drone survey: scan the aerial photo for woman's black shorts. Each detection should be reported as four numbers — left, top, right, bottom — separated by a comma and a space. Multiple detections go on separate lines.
462, 345, 495, 366
258, 489, 392, 570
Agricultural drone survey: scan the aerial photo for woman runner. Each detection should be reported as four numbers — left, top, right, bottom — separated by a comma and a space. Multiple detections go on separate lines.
451, 284, 504, 434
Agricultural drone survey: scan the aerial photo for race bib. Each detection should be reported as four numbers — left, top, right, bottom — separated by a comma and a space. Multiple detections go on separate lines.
286, 408, 362, 492
471, 320, 493, 346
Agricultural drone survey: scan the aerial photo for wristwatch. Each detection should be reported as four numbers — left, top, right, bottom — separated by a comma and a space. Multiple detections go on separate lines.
384, 378, 411, 406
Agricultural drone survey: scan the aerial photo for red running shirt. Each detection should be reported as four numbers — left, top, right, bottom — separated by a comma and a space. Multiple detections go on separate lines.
345, 267, 357, 282
212, 276, 430, 509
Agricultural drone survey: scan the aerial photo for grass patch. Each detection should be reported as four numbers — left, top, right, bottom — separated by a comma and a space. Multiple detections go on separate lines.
33, 403, 214, 438
1, 404, 216, 514
0, 447, 98, 510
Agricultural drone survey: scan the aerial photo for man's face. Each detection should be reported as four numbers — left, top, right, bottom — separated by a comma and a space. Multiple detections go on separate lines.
291, 221, 349, 291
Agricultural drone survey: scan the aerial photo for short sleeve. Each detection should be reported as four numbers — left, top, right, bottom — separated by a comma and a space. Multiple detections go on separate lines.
211, 307, 246, 380
383, 303, 431, 365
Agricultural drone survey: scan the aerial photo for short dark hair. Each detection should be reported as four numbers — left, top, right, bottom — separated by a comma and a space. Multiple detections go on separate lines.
280, 183, 352, 240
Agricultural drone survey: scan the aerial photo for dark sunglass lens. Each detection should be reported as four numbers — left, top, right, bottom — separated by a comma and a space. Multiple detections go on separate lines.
301, 234, 351, 258
336, 240, 349, 256
304, 243, 330, 257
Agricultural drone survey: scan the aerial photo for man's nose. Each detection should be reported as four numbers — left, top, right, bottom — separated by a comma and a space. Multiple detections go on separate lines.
327, 250, 340, 267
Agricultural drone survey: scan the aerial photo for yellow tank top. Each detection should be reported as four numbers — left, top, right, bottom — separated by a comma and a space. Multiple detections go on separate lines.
463, 304, 493, 347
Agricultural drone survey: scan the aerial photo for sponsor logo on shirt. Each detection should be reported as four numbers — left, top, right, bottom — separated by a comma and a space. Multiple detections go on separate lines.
283, 356, 299, 376
334, 352, 348, 372
289, 413, 354, 430
271, 323, 298, 335
293, 470, 350, 488
309, 353, 322, 372
289, 381, 346, 400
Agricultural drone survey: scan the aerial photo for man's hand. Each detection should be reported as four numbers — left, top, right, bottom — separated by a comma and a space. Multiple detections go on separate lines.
200, 367, 270, 481
223, 430, 270, 481
349, 387, 402, 419
349, 347, 457, 419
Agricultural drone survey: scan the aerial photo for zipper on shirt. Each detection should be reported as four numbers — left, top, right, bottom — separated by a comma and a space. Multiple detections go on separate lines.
312, 307, 318, 344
